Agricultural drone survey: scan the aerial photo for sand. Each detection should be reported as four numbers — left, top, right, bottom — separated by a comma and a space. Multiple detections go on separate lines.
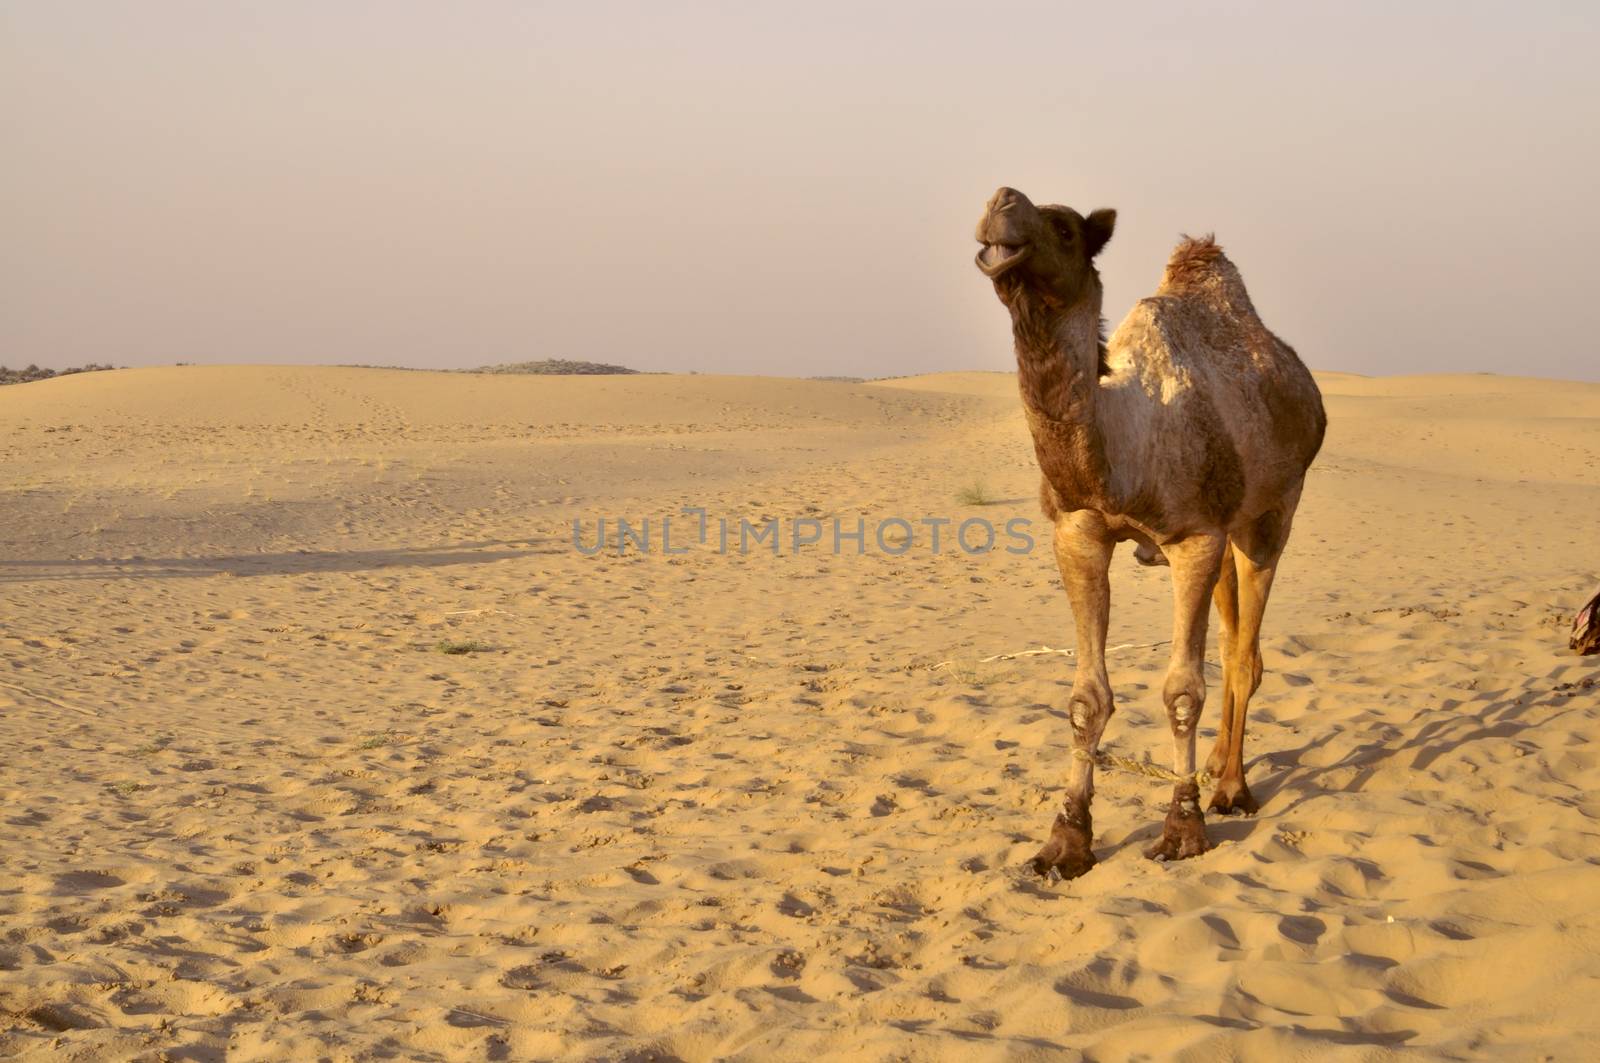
1, 365, 1597, 1061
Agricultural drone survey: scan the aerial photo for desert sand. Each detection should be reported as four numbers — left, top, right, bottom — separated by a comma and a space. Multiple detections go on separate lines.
1, 365, 1597, 1061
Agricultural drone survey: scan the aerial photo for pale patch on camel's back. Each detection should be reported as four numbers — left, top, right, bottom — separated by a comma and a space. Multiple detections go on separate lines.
1103, 305, 1197, 404
1105, 237, 1266, 400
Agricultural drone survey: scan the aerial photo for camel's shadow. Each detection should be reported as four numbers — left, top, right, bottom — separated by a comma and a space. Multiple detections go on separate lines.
1078, 672, 1583, 862
1258, 676, 1576, 818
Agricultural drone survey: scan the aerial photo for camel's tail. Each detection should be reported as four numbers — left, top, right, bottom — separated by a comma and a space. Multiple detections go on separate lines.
1158, 234, 1256, 314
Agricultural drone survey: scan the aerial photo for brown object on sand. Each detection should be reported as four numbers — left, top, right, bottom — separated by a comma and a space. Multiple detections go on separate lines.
974, 187, 1327, 879
1574, 589, 1600, 655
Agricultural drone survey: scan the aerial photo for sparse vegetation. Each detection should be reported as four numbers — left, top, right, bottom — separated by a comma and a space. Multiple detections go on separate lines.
133, 733, 175, 756
941, 661, 1010, 687
956, 480, 994, 506
464, 360, 637, 376
436, 638, 494, 655
0, 363, 117, 386
358, 730, 401, 749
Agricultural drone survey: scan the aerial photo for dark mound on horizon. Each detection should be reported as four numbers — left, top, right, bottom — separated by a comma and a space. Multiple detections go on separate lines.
0, 364, 118, 387
465, 359, 638, 376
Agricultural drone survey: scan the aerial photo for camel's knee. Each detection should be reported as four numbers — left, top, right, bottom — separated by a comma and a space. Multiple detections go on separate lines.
1069, 680, 1113, 747
1162, 669, 1206, 736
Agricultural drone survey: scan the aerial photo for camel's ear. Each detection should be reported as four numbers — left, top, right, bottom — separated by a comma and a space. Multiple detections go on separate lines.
1085, 209, 1116, 258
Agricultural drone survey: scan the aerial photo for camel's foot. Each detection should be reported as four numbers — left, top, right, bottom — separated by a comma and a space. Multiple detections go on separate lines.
1145, 783, 1211, 862
1204, 743, 1228, 782
1030, 807, 1095, 881
1207, 776, 1258, 816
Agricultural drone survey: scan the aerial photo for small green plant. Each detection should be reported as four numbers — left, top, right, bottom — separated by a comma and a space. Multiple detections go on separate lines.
943, 661, 1009, 687
436, 638, 493, 656
948, 662, 983, 685
133, 732, 175, 756
359, 730, 400, 749
956, 480, 994, 506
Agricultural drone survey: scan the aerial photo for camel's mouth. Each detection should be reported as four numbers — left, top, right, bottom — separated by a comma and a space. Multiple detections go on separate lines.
976, 242, 1030, 278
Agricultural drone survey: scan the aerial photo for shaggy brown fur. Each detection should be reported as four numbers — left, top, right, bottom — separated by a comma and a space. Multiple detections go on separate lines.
974, 186, 1326, 879
1162, 234, 1227, 287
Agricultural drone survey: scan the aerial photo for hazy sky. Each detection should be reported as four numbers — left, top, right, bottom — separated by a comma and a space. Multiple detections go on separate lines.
4, 2, 1597, 379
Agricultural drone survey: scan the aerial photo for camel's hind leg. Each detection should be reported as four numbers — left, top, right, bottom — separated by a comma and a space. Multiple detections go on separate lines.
1205, 551, 1241, 782
1208, 486, 1303, 815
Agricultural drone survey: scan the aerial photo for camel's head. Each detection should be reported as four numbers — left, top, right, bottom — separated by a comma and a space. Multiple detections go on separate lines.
975, 187, 1116, 307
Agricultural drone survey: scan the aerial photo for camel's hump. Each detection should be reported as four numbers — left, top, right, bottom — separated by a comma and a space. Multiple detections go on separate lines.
1156, 235, 1254, 311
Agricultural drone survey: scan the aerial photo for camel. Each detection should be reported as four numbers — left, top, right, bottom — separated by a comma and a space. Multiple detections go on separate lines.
973, 186, 1326, 878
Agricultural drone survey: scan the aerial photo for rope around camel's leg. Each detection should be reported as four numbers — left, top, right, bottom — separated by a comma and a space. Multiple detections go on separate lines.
1074, 747, 1212, 789
931, 644, 1214, 789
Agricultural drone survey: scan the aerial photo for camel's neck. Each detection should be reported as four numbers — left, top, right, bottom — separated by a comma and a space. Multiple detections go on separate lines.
1008, 284, 1106, 422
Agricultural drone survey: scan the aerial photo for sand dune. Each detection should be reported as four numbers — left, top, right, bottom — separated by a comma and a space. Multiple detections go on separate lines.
1, 366, 1597, 1060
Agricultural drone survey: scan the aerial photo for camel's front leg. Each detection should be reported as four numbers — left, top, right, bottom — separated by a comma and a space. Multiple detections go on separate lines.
1145, 534, 1226, 862
1032, 514, 1114, 880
